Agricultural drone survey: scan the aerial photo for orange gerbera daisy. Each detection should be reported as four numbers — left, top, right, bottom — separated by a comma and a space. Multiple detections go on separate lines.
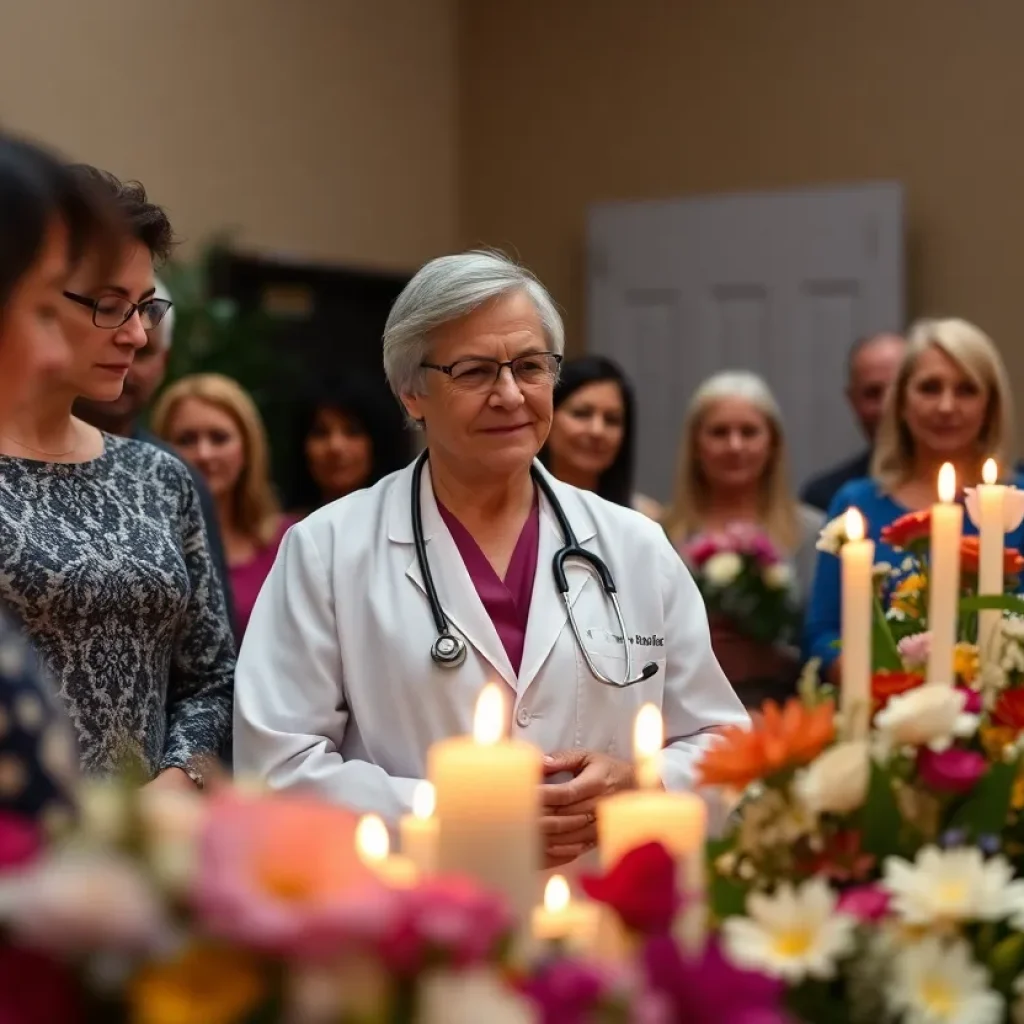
872, 670, 925, 711
697, 698, 835, 790
959, 537, 1024, 577
880, 509, 932, 550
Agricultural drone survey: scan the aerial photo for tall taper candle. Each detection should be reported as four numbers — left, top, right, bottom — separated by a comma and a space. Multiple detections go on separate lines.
976, 458, 1006, 663
926, 463, 963, 686
840, 508, 874, 739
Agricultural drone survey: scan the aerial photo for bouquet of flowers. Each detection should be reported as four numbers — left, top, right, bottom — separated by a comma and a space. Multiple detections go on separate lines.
681, 524, 801, 646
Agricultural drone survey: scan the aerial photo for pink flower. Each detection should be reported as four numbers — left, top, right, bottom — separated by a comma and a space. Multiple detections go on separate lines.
897, 632, 932, 669
192, 792, 392, 958
375, 876, 514, 977
917, 747, 988, 794
955, 686, 983, 715
682, 535, 722, 567
836, 884, 891, 922
0, 812, 41, 871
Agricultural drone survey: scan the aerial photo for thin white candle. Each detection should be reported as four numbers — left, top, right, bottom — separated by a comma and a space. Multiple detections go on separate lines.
399, 781, 438, 877
429, 684, 541, 925
976, 458, 1006, 663
840, 508, 874, 739
926, 463, 963, 686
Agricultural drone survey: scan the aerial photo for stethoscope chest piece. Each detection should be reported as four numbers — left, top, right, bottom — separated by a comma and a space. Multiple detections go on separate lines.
431, 633, 467, 668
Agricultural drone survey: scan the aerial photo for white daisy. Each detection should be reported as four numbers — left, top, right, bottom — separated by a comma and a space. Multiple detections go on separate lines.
883, 847, 1024, 927
721, 878, 856, 982
888, 936, 1002, 1024
815, 515, 847, 555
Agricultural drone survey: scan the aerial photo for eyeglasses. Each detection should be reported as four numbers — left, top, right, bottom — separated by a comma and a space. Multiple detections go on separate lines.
420, 352, 563, 392
63, 291, 173, 331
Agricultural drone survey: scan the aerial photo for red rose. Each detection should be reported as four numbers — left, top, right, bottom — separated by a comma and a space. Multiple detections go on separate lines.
871, 670, 925, 711
580, 841, 680, 935
880, 509, 932, 550
993, 689, 1024, 732
959, 536, 1024, 577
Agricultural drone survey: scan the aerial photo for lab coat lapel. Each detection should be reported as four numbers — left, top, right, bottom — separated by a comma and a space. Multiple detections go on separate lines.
517, 471, 596, 697
395, 462, 518, 690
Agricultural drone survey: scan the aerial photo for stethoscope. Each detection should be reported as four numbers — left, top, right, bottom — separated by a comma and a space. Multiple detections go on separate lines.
412, 451, 659, 688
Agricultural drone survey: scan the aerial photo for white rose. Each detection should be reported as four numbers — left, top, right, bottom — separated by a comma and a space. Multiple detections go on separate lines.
704, 551, 743, 587
762, 563, 794, 590
796, 740, 870, 815
874, 683, 976, 751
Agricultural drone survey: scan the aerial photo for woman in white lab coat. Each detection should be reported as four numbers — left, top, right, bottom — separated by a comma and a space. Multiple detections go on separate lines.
233, 251, 747, 868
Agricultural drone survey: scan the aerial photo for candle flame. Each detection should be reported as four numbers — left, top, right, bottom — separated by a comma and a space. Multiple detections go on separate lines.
473, 684, 505, 745
412, 781, 435, 820
633, 703, 663, 760
938, 462, 956, 503
355, 813, 390, 863
844, 507, 865, 543
544, 874, 570, 913
983, 458, 999, 485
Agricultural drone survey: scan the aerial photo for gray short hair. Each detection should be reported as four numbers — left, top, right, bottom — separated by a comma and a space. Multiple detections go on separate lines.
154, 276, 175, 349
383, 250, 564, 397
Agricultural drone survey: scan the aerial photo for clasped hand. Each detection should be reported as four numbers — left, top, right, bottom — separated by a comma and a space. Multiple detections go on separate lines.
539, 749, 637, 868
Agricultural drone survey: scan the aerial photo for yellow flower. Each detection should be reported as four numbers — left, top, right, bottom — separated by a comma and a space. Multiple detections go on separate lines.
892, 573, 926, 617
954, 643, 980, 685
131, 944, 265, 1024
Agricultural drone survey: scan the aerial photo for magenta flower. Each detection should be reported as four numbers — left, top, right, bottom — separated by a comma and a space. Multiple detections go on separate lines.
917, 747, 988, 794
955, 686, 983, 714
520, 958, 629, 1024
641, 936, 788, 1023
374, 876, 514, 976
0, 811, 41, 871
837, 884, 891, 922
682, 534, 723, 567
192, 792, 394, 958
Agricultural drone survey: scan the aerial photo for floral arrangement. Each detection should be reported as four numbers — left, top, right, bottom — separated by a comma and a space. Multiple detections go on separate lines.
681, 523, 801, 646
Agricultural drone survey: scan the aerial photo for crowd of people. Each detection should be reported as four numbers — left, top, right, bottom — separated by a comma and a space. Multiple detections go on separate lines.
0, 130, 1018, 860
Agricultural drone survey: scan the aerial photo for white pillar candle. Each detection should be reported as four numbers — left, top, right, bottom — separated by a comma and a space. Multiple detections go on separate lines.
976, 458, 1006, 663
399, 781, 438, 878
355, 813, 419, 888
926, 463, 964, 686
530, 875, 600, 951
428, 684, 541, 925
597, 704, 707, 951
840, 508, 874, 739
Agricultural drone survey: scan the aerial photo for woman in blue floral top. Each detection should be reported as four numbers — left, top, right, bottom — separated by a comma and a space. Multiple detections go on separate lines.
0, 131, 125, 818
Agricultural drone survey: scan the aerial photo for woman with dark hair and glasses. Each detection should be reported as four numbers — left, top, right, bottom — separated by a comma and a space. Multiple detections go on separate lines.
0, 164, 235, 793
288, 373, 411, 514
540, 355, 662, 520
0, 133, 125, 820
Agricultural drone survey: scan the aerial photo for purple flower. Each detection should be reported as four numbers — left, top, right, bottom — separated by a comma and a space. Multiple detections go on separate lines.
917, 747, 988, 794
641, 936, 788, 1024
836, 884, 891, 922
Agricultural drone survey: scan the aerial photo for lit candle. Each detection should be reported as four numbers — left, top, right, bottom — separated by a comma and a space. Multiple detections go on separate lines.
926, 463, 964, 686
976, 458, 1006, 662
428, 684, 541, 924
597, 705, 707, 950
399, 781, 438, 878
840, 508, 874, 739
355, 813, 419, 888
530, 875, 600, 951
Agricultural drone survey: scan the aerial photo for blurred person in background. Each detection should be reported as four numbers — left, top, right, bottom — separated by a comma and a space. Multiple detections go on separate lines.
0, 167, 234, 791
801, 332, 906, 511
287, 373, 410, 515
540, 355, 662, 520
151, 373, 295, 640
0, 133, 124, 819
804, 318, 1024, 682
73, 279, 233, 626
663, 371, 824, 706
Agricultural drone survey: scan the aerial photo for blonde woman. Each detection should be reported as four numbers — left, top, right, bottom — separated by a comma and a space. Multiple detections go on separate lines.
152, 374, 295, 640
664, 371, 824, 701
804, 317, 1023, 679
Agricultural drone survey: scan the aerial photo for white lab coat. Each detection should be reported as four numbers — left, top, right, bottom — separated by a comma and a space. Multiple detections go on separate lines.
234, 459, 748, 823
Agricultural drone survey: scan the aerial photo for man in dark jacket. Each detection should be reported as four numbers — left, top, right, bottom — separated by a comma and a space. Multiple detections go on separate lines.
801, 332, 906, 511
74, 281, 235, 631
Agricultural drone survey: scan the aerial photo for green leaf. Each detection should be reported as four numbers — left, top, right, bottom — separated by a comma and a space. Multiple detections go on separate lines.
960, 594, 1024, 616
858, 758, 903, 860
705, 837, 749, 919
871, 593, 903, 670
989, 932, 1024, 991
948, 756, 1021, 839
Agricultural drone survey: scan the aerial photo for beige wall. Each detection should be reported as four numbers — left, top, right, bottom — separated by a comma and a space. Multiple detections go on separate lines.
0, 0, 458, 270
459, 0, 1024, 432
